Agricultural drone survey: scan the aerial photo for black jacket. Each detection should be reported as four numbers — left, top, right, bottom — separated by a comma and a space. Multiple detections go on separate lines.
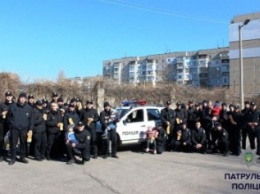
46, 109, 63, 134
75, 129, 91, 149
8, 102, 34, 130
191, 127, 206, 145
80, 108, 99, 130
212, 128, 229, 144
64, 110, 80, 131
100, 110, 111, 132
181, 128, 192, 144
0, 101, 14, 123
33, 108, 46, 133
174, 108, 187, 125
161, 108, 176, 128
245, 109, 260, 125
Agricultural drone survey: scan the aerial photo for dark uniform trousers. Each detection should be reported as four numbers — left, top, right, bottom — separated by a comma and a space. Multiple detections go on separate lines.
10, 129, 27, 160
256, 126, 260, 156
47, 132, 62, 158
88, 129, 97, 157
104, 130, 117, 156
33, 132, 47, 159
0, 123, 4, 156
244, 126, 256, 150
66, 143, 90, 161
217, 140, 229, 154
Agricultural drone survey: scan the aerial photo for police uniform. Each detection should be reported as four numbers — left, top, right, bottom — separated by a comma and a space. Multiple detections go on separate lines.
8, 93, 34, 165
211, 124, 229, 156
191, 126, 207, 153
66, 121, 91, 164
100, 102, 118, 158
80, 101, 99, 158
0, 91, 14, 160
33, 100, 47, 160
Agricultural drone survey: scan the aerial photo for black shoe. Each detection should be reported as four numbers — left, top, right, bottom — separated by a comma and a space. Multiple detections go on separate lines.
46, 155, 51, 161
8, 160, 15, 165
93, 155, 98, 159
41, 156, 46, 160
223, 152, 230, 157
67, 159, 75, 165
103, 155, 109, 159
35, 157, 43, 161
0, 156, 3, 162
20, 158, 29, 164
111, 155, 119, 159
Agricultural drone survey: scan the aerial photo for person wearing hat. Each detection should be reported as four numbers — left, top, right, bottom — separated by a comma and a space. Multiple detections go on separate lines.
244, 102, 260, 157
227, 104, 242, 156
7, 92, 34, 165
66, 121, 91, 165
80, 100, 99, 159
46, 102, 63, 160
241, 101, 251, 150
187, 100, 195, 129
0, 91, 15, 161
63, 103, 80, 133
100, 102, 118, 159
173, 122, 192, 152
51, 92, 58, 103
211, 123, 229, 156
187, 102, 203, 130
28, 95, 35, 108
32, 100, 47, 161
160, 101, 176, 150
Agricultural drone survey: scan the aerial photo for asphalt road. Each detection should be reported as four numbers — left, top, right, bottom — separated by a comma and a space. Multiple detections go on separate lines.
0, 146, 259, 194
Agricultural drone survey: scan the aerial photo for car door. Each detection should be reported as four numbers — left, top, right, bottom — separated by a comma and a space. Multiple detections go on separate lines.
146, 108, 162, 128
119, 108, 146, 142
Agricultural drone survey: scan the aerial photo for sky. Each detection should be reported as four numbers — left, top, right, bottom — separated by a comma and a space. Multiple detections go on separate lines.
0, 0, 259, 82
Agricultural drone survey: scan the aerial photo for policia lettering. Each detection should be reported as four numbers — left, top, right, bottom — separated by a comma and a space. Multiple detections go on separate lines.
122, 131, 139, 136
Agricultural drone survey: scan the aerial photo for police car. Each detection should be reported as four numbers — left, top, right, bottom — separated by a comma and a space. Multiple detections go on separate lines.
96, 100, 163, 146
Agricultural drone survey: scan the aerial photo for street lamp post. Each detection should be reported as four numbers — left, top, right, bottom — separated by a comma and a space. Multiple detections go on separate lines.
239, 19, 250, 109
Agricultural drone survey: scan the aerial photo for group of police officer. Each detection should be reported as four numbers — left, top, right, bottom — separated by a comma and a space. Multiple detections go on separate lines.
0, 91, 118, 165
160, 100, 260, 159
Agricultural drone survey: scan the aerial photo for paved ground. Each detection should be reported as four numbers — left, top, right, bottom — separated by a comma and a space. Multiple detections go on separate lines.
0, 146, 259, 194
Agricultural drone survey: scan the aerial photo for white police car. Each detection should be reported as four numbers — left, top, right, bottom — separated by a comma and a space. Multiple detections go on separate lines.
96, 100, 163, 146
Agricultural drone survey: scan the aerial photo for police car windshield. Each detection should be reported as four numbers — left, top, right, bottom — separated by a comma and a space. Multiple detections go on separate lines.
116, 109, 130, 119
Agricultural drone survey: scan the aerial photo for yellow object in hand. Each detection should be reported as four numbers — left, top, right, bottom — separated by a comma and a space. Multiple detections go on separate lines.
68, 118, 74, 125
27, 131, 32, 143
58, 123, 64, 131
166, 125, 170, 135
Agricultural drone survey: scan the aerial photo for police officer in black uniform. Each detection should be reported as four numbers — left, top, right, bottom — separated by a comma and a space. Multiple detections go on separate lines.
28, 95, 35, 108
33, 100, 47, 161
63, 104, 80, 132
191, 121, 207, 154
80, 100, 99, 159
46, 102, 63, 160
174, 122, 192, 152
8, 92, 34, 165
0, 91, 14, 161
241, 101, 251, 149
245, 102, 260, 157
100, 102, 118, 159
211, 123, 229, 156
66, 121, 91, 165
161, 101, 176, 150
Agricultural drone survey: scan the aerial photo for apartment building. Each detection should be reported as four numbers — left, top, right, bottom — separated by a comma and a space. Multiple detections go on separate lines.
229, 12, 260, 96
103, 48, 230, 88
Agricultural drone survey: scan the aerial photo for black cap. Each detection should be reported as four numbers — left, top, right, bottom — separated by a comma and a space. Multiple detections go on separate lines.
64, 103, 69, 107
42, 99, 48, 104
70, 98, 77, 103
245, 101, 250, 105
104, 102, 110, 108
86, 100, 93, 104
165, 101, 171, 105
195, 103, 199, 107
57, 97, 64, 103
77, 121, 84, 127
28, 94, 34, 99
181, 122, 187, 125
52, 92, 58, 97
35, 100, 43, 106
250, 102, 256, 106
229, 104, 235, 108
222, 102, 227, 106
235, 105, 240, 110
188, 100, 193, 103
176, 102, 181, 106
19, 92, 27, 99
5, 91, 12, 96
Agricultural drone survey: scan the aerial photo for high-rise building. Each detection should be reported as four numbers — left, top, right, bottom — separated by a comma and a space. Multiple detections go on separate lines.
229, 12, 260, 96
103, 48, 229, 88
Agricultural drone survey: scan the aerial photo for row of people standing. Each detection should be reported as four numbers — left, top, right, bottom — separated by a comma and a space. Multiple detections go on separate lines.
0, 91, 118, 165
160, 100, 260, 158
